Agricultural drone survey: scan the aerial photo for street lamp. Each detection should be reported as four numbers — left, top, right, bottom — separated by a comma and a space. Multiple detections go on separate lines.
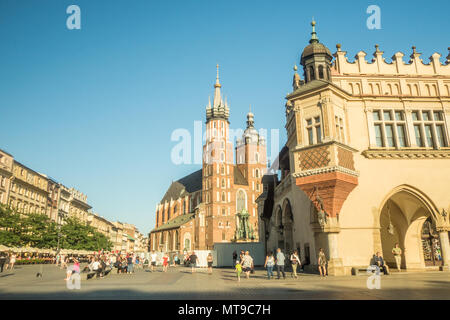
56, 210, 64, 255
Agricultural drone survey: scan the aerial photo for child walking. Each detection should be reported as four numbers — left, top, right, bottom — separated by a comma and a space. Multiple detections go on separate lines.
235, 261, 242, 282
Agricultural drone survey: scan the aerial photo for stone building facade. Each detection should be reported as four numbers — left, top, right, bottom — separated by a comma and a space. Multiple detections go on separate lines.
0, 149, 14, 206
259, 21, 450, 275
8, 161, 48, 216
150, 67, 267, 252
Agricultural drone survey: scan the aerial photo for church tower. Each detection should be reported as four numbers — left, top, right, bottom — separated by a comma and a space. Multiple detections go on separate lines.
202, 65, 234, 249
235, 109, 267, 235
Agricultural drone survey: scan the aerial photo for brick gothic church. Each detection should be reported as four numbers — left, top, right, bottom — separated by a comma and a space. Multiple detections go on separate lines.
149, 66, 267, 252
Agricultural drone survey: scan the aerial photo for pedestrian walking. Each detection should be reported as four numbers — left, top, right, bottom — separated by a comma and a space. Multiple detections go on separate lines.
0, 252, 6, 273
162, 253, 169, 272
127, 254, 134, 274
189, 252, 198, 273
392, 243, 402, 271
150, 251, 157, 271
275, 248, 286, 279
264, 251, 275, 280
242, 251, 253, 279
9, 253, 16, 270
290, 250, 301, 279
207, 253, 213, 274
318, 248, 327, 277
232, 250, 237, 266
235, 260, 242, 282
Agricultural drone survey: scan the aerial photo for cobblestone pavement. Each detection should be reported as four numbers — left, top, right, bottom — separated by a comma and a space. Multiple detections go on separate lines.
0, 265, 449, 299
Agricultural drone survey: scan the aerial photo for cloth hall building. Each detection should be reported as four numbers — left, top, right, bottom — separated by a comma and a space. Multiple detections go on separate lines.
149, 67, 267, 252
258, 21, 450, 275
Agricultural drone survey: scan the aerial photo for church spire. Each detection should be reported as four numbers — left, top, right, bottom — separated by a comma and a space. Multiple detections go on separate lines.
206, 64, 229, 122
213, 64, 222, 107
309, 18, 319, 44
246, 105, 255, 128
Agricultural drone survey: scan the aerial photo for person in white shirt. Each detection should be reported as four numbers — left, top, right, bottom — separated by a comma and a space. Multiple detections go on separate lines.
290, 250, 301, 279
150, 251, 158, 272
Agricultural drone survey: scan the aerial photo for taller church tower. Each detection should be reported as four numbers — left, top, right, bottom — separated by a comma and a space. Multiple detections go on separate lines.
202, 65, 235, 249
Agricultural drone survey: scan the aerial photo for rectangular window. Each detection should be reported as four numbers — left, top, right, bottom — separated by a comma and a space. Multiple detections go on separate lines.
316, 125, 322, 143
424, 125, 434, 147
412, 111, 419, 121
433, 111, 443, 121
395, 111, 404, 121
422, 111, 430, 121
373, 111, 380, 121
385, 124, 395, 147
307, 128, 313, 145
383, 110, 392, 121
436, 125, 446, 147
396, 124, 406, 147
374, 124, 384, 147
414, 125, 424, 147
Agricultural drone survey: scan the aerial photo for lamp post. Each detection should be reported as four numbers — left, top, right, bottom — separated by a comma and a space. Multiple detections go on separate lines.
56, 210, 64, 255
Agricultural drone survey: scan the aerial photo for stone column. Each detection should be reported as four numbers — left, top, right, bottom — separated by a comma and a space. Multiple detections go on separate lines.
438, 231, 450, 270
326, 230, 345, 276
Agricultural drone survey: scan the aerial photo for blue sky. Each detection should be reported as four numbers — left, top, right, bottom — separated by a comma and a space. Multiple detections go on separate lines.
0, 0, 448, 234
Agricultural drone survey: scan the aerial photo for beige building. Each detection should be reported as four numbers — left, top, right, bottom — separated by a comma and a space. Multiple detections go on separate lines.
68, 188, 92, 223
7, 161, 48, 216
260, 21, 450, 275
0, 149, 14, 206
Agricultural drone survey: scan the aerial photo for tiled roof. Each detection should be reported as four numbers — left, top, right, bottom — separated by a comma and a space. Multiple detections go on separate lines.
150, 213, 195, 233
161, 169, 202, 203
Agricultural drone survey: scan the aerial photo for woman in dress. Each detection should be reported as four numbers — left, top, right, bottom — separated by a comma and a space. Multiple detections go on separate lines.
318, 248, 327, 277
162, 252, 169, 272
207, 253, 213, 275
9, 253, 16, 270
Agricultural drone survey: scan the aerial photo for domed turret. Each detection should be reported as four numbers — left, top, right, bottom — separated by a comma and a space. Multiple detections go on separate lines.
300, 19, 333, 83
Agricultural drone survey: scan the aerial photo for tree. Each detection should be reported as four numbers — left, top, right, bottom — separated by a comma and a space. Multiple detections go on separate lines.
0, 205, 112, 251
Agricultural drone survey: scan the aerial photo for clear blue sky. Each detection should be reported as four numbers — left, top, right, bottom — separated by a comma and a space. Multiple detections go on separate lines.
0, 0, 448, 234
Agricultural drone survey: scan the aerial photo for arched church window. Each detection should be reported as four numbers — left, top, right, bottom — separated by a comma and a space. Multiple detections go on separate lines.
221, 192, 226, 202
220, 152, 225, 162
309, 66, 315, 81
221, 165, 225, 175
318, 65, 324, 79
255, 152, 259, 163
236, 190, 246, 212
221, 179, 225, 188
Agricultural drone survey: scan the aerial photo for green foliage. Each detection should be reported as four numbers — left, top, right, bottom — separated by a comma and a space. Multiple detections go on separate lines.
0, 204, 112, 251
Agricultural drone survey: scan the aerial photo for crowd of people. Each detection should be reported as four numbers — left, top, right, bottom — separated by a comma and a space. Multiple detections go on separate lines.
1, 245, 402, 282
233, 248, 304, 282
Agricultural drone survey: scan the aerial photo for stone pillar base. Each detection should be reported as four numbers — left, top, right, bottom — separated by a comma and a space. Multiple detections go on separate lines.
439, 264, 450, 272
327, 258, 345, 276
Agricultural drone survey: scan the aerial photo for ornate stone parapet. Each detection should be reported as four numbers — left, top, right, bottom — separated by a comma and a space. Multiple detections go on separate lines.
333, 44, 450, 76
362, 148, 450, 159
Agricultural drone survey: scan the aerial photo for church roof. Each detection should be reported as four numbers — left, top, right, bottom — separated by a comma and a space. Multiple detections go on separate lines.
233, 166, 248, 185
160, 169, 202, 203
150, 213, 195, 233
